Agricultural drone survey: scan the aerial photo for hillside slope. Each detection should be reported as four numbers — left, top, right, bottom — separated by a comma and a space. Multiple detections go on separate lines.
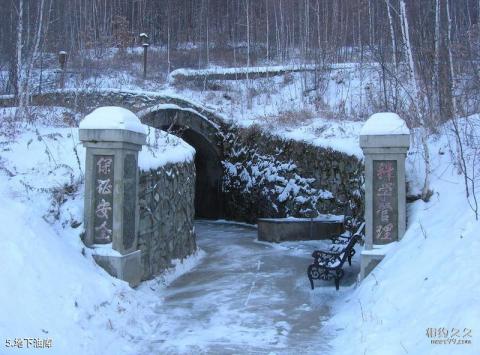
326, 121, 480, 355
0, 111, 199, 354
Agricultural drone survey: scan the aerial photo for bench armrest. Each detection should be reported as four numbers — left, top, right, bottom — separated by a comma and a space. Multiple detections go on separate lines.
312, 248, 343, 259
314, 253, 343, 268
330, 233, 352, 244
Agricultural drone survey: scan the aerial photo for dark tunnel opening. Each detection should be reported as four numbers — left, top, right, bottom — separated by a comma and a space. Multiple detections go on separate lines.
142, 109, 224, 219
180, 129, 224, 219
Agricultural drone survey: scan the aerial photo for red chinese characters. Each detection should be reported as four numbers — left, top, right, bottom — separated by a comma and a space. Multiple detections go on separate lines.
373, 161, 397, 244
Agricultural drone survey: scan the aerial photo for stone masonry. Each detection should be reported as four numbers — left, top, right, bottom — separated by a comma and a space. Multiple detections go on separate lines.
138, 161, 197, 280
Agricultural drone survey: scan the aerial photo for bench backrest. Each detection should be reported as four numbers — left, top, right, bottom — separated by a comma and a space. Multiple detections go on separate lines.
311, 220, 366, 266
353, 222, 365, 239
337, 229, 363, 263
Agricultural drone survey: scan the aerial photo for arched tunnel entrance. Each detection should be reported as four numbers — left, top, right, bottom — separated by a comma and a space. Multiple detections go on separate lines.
140, 107, 224, 219
174, 128, 223, 219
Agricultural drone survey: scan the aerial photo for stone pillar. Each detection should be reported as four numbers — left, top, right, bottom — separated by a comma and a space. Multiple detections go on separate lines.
359, 112, 410, 280
79, 106, 146, 287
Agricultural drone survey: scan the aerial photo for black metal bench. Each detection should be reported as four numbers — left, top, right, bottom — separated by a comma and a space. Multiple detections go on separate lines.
307, 222, 365, 290
329, 216, 356, 244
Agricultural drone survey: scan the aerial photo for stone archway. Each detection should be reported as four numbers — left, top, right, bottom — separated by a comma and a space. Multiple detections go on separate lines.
138, 104, 224, 219
0, 90, 227, 220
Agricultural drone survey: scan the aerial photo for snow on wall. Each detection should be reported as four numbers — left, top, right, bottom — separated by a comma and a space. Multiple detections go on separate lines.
140, 126, 195, 171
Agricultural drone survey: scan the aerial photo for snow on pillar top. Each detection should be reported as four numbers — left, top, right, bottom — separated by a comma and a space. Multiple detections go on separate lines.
80, 106, 147, 135
360, 112, 410, 150
79, 106, 147, 146
360, 112, 410, 136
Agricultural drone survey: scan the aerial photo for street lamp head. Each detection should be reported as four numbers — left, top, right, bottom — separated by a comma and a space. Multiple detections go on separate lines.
58, 51, 68, 66
139, 33, 149, 46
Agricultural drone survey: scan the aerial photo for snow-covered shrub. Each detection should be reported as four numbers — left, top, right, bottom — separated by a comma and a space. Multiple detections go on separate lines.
222, 124, 363, 222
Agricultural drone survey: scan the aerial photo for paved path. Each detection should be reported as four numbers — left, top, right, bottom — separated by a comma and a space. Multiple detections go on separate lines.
144, 221, 359, 354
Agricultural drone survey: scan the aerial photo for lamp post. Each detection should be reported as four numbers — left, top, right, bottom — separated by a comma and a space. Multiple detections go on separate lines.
58, 50, 68, 89
139, 33, 149, 80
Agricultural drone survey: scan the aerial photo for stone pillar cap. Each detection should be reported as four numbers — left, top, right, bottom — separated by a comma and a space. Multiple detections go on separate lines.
360, 112, 409, 136
80, 106, 147, 135
360, 112, 410, 149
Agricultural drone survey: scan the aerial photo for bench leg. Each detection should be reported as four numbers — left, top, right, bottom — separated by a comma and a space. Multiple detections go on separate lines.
307, 265, 315, 290
334, 269, 344, 291
348, 249, 356, 266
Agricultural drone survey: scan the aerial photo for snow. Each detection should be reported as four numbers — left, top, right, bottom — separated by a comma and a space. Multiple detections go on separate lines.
360, 112, 410, 136
140, 249, 206, 289
0, 108, 202, 355
79, 106, 147, 134
139, 127, 195, 171
91, 243, 122, 257
361, 242, 398, 256
2, 59, 480, 354
136, 221, 346, 353
279, 119, 364, 158
326, 119, 480, 355
165, 65, 373, 158
1, 65, 372, 158
168, 62, 366, 82
0, 181, 136, 355
137, 103, 220, 130
168, 64, 317, 82
0, 110, 193, 174
0, 107, 340, 353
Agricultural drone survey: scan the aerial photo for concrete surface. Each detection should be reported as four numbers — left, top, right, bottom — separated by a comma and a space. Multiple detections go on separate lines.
257, 217, 344, 242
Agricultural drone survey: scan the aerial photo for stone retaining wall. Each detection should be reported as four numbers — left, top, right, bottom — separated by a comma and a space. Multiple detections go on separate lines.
222, 125, 364, 223
137, 161, 196, 280
257, 218, 344, 243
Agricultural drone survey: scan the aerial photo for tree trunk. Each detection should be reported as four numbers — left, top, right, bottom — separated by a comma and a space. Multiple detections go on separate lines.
400, 0, 431, 200
385, 0, 397, 70
16, 0, 24, 113
23, 0, 46, 116
400, 0, 419, 100
433, 0, 441, 119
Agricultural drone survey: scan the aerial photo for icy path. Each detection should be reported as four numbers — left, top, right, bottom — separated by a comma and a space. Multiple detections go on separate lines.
140, 221, 359, 354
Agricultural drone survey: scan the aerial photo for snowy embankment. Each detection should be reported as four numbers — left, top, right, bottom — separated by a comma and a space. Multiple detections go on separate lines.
168, 64, 318, 83
168, 62, 369, 83
166, 64, 377, 158
327, 119, 480, 355
0, 107, 199, 354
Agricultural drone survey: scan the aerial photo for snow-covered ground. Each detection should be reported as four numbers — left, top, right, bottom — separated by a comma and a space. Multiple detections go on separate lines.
326, 119, 480, 355
0, 108, 200, 355
1, 63, 480, 354
139, 221, 354, 354
0, 105, 353, 354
